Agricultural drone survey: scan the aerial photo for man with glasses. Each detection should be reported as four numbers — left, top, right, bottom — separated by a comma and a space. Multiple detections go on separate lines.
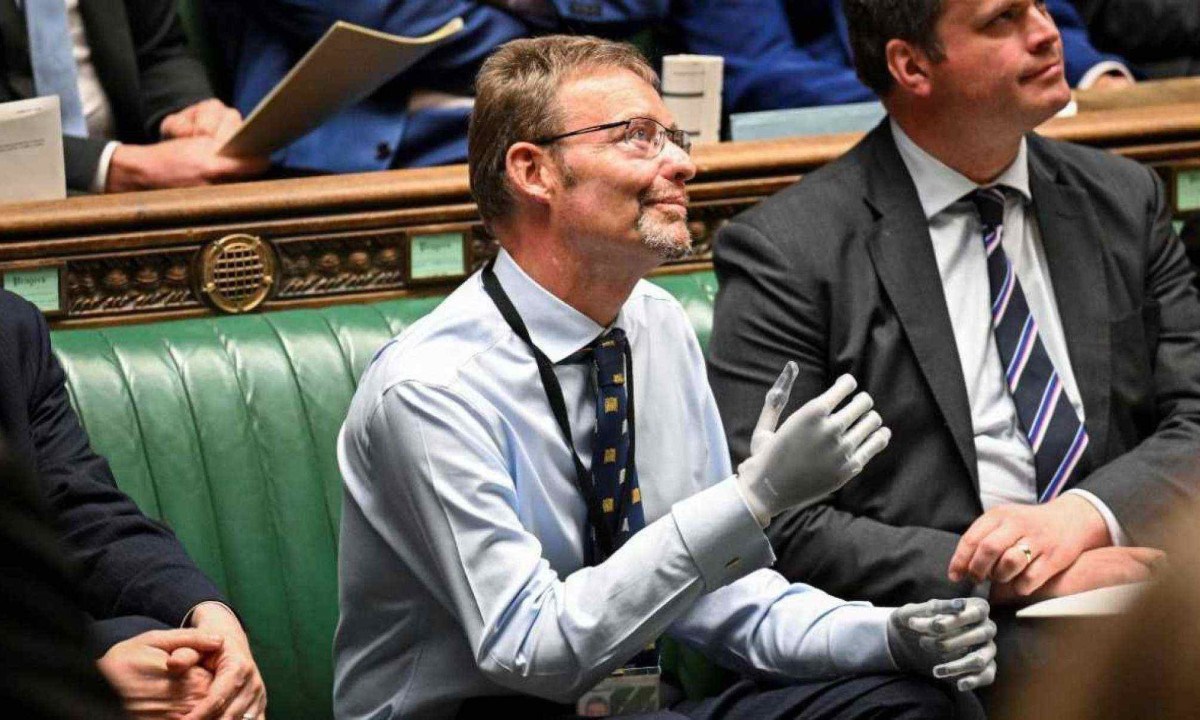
334, 34, 997, 720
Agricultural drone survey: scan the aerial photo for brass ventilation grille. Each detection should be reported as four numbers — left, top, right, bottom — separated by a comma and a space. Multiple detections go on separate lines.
195, 234, 277, 313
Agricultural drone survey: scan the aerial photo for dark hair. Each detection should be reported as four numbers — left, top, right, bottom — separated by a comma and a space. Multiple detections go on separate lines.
468, 35, 658, 230
843, 0, 946, 95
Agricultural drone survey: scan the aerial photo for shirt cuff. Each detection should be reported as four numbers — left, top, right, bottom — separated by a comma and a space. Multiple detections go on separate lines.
91, 140, 119, 194
1065, 488, 1128, 546
1077, 61, 1135, 89
671, 476, 775, 592
830, 604, 897, 674
181, 600, 237, 628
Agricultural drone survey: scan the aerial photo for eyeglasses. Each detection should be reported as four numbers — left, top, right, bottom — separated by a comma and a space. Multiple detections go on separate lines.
534, 117, 692, 158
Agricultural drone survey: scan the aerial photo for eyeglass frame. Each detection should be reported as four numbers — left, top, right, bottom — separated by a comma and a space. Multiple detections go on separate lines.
532, 117, 693, 157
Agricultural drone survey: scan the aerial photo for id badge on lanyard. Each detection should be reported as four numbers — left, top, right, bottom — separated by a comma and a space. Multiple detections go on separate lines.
575, 662, 661, 716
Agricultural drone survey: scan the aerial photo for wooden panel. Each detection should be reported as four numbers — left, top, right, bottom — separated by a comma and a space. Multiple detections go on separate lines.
4, 95, 1200, 328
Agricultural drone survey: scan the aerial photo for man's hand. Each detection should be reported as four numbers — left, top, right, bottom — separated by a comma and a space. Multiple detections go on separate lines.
992, 546, 1165, 604
1088, 73, 1135, 92
887, 598, 997, 692
735, 363, 891, 525
97, 628, 222, 718
106, 137, 269, 193
160, 99, 243, 143
184, 602, 266, 720
948, 494, 1111, 595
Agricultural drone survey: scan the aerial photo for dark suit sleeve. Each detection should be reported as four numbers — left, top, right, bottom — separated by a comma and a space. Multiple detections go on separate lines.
0, 444, 126, 719
62, 135, 111, 193
709, 217, 978, 603
125, 0, 214, 138
1073, 0, 1200, 62
16, 299, 225, 628
1075, 167, 1200, 545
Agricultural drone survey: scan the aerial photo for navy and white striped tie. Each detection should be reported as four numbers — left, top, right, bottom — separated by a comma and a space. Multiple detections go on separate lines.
970, 187, 1088, 502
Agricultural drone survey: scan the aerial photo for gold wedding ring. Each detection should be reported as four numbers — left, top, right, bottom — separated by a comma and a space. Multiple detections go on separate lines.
1017, 543, 1034, 563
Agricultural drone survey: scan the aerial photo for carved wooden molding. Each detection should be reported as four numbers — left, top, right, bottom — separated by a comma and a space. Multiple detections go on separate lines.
0, 91, 1198, 328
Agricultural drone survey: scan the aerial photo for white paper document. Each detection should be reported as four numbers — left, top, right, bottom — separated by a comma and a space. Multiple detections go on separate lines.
1016, 581, 1150, 619
220, 18, 464, 159
0, 96, 65, 203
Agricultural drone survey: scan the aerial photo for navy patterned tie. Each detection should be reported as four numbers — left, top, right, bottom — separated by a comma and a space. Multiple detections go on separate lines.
589, 328, 645, 559
970, 187, 1089, 502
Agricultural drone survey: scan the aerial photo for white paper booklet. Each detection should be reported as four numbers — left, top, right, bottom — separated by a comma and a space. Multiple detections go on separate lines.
1015, 581, 1150, 619
0, 95, 65, 203
220, 17, 464, 158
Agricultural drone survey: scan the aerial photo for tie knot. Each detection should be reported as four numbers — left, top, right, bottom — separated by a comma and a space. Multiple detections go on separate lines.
593, 328, 628, 386
969, 187, 1006, 231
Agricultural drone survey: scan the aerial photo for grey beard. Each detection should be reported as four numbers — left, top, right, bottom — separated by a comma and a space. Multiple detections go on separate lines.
637, 209, 692, 261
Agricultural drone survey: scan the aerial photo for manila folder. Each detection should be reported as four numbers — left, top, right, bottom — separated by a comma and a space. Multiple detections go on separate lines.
220, 17, 464, 159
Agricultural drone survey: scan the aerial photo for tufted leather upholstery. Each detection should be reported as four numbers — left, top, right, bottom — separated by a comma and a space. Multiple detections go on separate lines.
50, 271, 718, 717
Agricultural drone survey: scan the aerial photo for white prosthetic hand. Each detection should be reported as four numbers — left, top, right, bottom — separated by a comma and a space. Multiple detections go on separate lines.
887, 598, 998, 692
735, 363, 891, 526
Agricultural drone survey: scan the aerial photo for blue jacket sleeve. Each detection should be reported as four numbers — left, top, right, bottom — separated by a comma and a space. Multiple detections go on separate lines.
547, 0, 670, 24
239, 1, 529, 77
677, 0, 874, 112
1048, 0, 1130, 85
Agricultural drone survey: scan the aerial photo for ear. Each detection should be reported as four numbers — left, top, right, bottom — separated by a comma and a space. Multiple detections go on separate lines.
885, 38, 935, 98
505, 142, 558, 208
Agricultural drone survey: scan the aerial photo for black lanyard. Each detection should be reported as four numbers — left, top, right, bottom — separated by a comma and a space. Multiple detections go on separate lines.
481, 259, 637, 564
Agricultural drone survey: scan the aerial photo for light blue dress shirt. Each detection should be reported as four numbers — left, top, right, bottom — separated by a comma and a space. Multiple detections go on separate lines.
333, 249, 896, 720
891, 120, 1127, 545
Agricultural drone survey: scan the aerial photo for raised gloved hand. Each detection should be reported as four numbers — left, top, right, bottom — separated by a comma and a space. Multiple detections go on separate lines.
735, 362, 890, 526
887, 598, 998, 691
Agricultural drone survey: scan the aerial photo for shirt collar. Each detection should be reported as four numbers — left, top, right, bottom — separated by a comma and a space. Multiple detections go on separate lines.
890, 118, 1032, 220
492, 248, 624, 364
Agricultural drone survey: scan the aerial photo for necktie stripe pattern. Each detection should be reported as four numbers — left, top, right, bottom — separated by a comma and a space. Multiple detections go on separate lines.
971, 187, 1088, 503
590, 328, 644, 558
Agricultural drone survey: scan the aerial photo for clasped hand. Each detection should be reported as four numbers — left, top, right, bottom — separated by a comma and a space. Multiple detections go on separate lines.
735, 363, 891, 525
887, 598, 997, 691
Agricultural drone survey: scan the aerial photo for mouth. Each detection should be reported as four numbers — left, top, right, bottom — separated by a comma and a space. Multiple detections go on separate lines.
645, 196, 689, 216
1021, 60, 1063, 83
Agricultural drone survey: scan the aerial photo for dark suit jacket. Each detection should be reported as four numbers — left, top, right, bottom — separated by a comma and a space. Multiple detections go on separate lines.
0, 0, 212, 190
0, 441, 126, 718
708, 122, 1200, 606
0, 290, 224, 635
1072, 0, 1200, 64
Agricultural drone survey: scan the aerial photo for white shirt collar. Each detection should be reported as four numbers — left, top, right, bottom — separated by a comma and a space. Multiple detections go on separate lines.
492, 248, 629, 364
890, 118, 1032, 220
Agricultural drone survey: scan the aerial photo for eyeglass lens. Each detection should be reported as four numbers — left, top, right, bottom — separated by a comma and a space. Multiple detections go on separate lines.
625, 118, 691, 157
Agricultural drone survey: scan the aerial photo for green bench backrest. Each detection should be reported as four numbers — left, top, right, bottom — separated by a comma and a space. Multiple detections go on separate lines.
50, 271, 718, 718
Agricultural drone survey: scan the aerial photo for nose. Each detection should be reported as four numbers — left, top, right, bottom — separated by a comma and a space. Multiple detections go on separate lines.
1026, 1, 1060, 53
661, 138, 697, 184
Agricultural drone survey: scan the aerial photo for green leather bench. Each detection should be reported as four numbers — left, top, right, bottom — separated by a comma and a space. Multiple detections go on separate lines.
51, 271, 719, 719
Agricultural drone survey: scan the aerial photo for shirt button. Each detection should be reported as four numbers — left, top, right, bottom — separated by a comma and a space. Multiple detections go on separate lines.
376, 142, 391, 161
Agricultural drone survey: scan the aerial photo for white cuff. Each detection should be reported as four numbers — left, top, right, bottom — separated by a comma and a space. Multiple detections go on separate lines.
1065, 488, 1128, 546
1077, 61, 1134, 89
671, 476, 775, 592
830, 604, 897, 674
181, 600, 237, 628
733, 473, 771, 528
91, 140, 120, 194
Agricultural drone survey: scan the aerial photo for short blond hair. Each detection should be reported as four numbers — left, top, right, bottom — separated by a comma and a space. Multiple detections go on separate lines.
468, 35, 659, 229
